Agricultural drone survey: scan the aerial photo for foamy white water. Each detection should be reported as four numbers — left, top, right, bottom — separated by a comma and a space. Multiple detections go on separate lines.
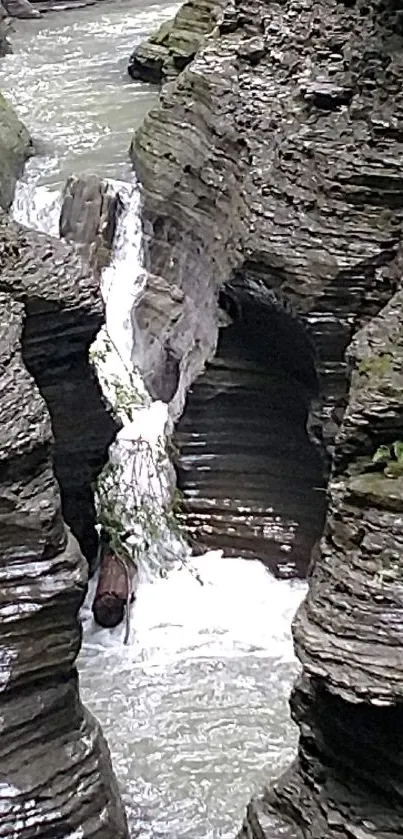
5, 5, 305, 835
80, 554, 305, 837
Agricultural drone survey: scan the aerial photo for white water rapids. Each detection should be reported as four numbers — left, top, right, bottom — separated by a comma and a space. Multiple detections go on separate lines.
2, 4, 307, 836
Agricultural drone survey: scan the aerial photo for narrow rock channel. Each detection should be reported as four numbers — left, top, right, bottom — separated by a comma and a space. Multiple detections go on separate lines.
3, 0, 403, 835
0, 3, 318, 838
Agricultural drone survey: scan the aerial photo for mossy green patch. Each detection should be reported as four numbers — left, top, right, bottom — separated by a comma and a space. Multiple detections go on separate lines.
358, 351, 393, 379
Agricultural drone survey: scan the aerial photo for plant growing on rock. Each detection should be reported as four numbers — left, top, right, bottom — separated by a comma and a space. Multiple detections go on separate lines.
372, 440, 403, 478
358, 352, 393, 378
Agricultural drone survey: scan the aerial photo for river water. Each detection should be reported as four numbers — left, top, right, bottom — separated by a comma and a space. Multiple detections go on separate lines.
0, 7, 308, 837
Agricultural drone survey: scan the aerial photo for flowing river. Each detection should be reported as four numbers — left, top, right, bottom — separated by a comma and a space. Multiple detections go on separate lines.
0, 6, 309, 837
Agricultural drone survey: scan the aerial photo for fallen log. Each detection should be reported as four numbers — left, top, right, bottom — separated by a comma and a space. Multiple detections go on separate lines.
92, 547, 137, 635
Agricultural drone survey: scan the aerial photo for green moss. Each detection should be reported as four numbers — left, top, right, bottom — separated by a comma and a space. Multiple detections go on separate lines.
358, 351, 393, 379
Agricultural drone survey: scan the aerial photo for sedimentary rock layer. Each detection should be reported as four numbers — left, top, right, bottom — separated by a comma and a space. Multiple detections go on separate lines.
131, 0, 403, 833
131, 0, 403, 450
128, 0, 227, 83
0, 211, 127, 837
174, 307, 325, 574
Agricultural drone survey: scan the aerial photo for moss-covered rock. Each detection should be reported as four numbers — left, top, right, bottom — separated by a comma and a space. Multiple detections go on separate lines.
0, 91, 33, 210
128, 0, 227, 83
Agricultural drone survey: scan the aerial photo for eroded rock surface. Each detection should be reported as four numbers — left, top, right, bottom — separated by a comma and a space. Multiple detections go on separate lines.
0, 210, 127, 837
0, 91, 32, 210
128, 0, 227, 83
236, 288, 403, 838
0, 5, 12, 55
130, 0, 403, 833
131, 0, 403, 451
60, 174, 121, 274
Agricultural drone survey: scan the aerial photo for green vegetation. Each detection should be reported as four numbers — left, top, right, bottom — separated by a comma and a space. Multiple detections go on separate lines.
358, 352, 393, 379
372, 440, 403, 478
91, 331, 184, 563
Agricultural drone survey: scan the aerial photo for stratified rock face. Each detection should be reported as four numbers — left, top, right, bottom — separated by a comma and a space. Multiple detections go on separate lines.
295, 289, 403, 705
0, 213, 127, 837
0, 91, 32, 211
1, 213, 118, 568
131, 0, 403, 452
174, 291, 326, 575
60, 174, 121, 275
130, 0, 403, 834
128, 0, 227, 83
236, 290, 403, 838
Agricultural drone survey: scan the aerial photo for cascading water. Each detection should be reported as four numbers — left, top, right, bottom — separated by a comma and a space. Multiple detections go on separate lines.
2, 4, 308, 836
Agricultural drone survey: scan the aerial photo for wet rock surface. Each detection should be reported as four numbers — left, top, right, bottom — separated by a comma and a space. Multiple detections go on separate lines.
130, 0, 403, 833
60, 174, 122, 274
0, 91, 32, 210
131, 0, 403, 454
128, 0, 227, 83
175, 303, 325, 576
0, 210, 127, 837
0, 5, 12, 54
1, 0, 40, 18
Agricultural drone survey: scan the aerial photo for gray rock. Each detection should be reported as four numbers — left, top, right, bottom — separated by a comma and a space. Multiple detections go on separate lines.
60, 173, 121, 273
0, 212, 127, 836
128, 0, 228, 83
0, 4, 12, 55
0, 91, 33, 210
1, 0, 41, 18
129, 0, 403, 833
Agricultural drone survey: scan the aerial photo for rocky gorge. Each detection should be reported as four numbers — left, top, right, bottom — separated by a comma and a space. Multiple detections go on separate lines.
1, 0, 403, 835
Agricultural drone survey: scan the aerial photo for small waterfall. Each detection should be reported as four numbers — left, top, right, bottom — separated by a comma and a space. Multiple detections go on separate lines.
11, 172, 184, 590
11, 162, 305, 838
91, 180, 182, 583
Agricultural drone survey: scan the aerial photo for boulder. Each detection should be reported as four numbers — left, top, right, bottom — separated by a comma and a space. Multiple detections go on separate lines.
1, 0, 41, 17
0, 92, 33, 210
128, 0, 228, 84
60, 173, 122, 273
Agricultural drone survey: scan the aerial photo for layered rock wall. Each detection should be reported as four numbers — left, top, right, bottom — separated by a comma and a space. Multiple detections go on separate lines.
131, 0, 403, 451
243, 288, 403, 838
128, 0, 227, 83
131, 0, 403, 833
0, 211, 127, 837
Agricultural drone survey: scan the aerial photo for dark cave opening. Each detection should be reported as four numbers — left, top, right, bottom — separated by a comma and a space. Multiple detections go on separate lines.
174, 283, 327, 579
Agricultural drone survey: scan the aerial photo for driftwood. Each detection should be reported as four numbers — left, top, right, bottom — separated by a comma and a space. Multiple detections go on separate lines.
92, 544, 137, 636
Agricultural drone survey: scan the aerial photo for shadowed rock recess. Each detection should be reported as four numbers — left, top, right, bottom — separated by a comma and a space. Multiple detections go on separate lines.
130, 0, 403, 833
0, 103, 127, 834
